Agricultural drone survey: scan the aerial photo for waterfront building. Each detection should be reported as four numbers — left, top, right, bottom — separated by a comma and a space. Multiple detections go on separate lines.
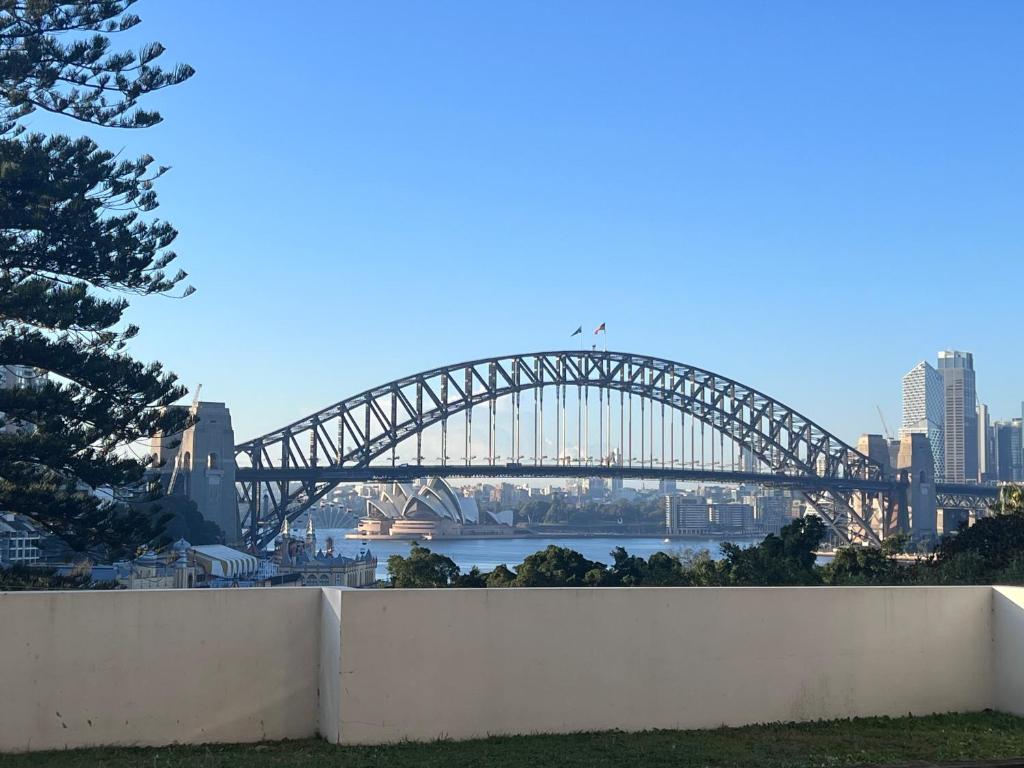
901, 361, 945, 479
114, 541, 199, 590
664, 495, 709, 534
110, 531, 376, 590
274, 517, 377, 587
937, 350, 978, 483
114, 539, 278, 589
710, 502, 754, 533
754, 494, 789, 534
354, 477, 514, 539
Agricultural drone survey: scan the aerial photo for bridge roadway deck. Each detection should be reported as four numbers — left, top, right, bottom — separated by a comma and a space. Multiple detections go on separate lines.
236, 464, 913, 494
236, 464, 999, 498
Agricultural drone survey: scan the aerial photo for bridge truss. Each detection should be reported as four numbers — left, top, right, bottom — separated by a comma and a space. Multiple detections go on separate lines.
234, 350, 924, 550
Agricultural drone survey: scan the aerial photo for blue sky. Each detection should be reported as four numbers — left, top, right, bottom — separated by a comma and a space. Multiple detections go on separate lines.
36, 1, 1024, 443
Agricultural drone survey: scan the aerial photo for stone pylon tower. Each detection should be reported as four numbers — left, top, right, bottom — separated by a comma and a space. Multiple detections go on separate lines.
151, 402, 240, 543
897, 432, 937, 540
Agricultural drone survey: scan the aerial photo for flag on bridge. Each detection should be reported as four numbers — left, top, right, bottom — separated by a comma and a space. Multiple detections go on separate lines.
594, 322, 606, 335
570, 326, 582, 337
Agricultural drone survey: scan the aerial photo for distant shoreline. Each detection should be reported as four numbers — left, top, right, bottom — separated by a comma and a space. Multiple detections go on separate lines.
343, 531, 761, 542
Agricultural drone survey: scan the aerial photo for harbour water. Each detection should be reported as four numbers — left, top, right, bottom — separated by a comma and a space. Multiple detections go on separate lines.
317, 530, 762, 580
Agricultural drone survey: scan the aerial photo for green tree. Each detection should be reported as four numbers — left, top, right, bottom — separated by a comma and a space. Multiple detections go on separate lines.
609, 546, 648, 586
140, 495, 224, 548
645, 550, 691, 586
518, 499, 550, 525
512, 545, 608, 587
452, 566, 487, 588
991, 485, 1024, 516
718, 516, 826, 586
676, 547, 724, 586
0, 562, 116, 591
542, 497, 563, 524
929, 495, 1024, 584
485, 563, 516, 587
0, 2, 194, 553
386, 542, 461, 588
821, 546, 903, 586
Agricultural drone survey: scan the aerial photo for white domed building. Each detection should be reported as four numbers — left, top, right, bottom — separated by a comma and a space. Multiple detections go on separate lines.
355, 477, 507, 539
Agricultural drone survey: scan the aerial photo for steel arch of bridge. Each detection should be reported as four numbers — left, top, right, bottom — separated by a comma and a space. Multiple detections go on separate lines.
235, 350, 901, 549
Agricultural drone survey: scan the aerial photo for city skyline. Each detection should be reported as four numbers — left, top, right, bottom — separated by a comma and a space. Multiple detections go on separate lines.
33, 1, 1024, 446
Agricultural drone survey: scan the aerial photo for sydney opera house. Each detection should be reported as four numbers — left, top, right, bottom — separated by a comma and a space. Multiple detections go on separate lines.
350, 477, 514, 539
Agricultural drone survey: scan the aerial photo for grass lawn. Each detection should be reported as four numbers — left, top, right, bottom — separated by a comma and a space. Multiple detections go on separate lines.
2, 712, 1024, 768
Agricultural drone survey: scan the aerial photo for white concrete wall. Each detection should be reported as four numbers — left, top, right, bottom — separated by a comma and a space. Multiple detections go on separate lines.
1, 585, 1017, 752
318, 587, 342, 743
993, 586, 1024, 715
330, 587, 995, 744
0, 588, 321, 752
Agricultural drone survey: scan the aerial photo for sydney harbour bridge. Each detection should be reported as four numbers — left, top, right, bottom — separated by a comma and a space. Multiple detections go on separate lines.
232, 350, 998, 550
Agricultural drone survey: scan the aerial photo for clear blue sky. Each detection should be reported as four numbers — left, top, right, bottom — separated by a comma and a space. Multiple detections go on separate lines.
40, 1, 1024, 443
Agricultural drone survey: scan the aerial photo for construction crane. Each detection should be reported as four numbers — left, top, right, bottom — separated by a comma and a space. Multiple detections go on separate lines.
166, 384, 201, 494
876, 405, 894, 441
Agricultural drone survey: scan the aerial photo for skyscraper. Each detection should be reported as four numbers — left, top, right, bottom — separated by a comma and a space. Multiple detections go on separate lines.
993, 419, 1023, 482
937, 350, 978, 483
901, 361, 944, 479
978, 404, 993, 482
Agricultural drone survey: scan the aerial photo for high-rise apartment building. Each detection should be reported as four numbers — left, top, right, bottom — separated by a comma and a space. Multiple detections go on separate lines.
901, 361, 944, 479
993, 419, 1023, 482
664, 495, 709, 534
978, 404, 993, 482
937, 350, 978, 483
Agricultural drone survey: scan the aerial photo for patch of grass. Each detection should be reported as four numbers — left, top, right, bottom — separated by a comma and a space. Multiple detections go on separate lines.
3, 711, 1024, 768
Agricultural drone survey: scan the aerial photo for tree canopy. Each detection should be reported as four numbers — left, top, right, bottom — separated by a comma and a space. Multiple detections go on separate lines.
383, 498, 1024, 590
387, 542, 460, 588
0, 1, 194, 554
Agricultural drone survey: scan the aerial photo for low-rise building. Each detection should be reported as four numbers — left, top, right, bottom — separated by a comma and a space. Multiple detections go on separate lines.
274, 517, 377, 587
0, 513, 42, 565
